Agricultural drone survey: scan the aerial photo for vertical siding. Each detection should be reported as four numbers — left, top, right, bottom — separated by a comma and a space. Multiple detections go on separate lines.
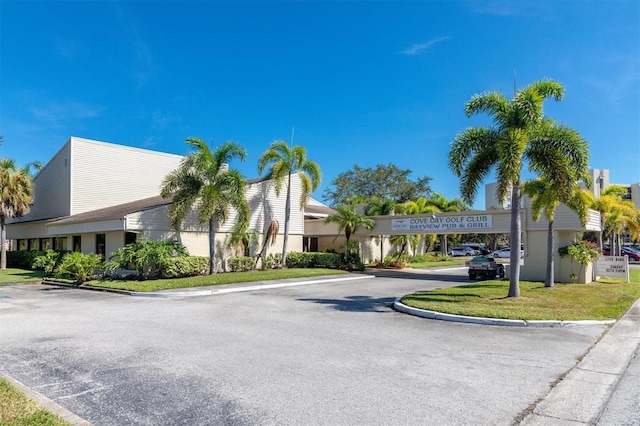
70, 137, 183, 215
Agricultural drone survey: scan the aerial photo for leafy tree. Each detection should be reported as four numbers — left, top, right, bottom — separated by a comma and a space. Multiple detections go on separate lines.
0, 158, 34, 269
258, 140, 321, 267
364, 197, 396, 264
161, 137, 250, 275
449, 79, 587, 297
323, 163, 431, 206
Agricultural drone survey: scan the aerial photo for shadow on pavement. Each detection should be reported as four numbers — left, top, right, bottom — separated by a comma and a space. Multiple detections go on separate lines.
359, 268, 472, 283
297, 295, 396, 312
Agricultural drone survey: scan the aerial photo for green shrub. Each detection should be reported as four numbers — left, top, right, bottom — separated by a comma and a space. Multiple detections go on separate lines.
162, 256, 209, 278
55, 252, 102, 284
228, 256, 256, 272
32, 250, 67, 274
261, 253, 282, 269
7, 250, 43, 269
285, 252, 315, 268
315, 253, 342, 269
105, 239, 188, 279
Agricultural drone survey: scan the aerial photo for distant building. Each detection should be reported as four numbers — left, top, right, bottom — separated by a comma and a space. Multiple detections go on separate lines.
587, 168, 639, 209
484, 182, 512, 210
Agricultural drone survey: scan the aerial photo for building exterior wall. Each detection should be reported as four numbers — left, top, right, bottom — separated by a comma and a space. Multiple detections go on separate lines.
11, 143, 72, 222
69, 137, 183, 215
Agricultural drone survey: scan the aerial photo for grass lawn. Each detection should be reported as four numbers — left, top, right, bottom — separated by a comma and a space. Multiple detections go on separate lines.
0, 377, 71, 426
84, 268, 348, 292
0, 269, 48, 285
401, 269, 640, 321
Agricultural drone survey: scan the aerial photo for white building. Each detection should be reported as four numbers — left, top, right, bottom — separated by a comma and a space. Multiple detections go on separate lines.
7, 137, 329, 269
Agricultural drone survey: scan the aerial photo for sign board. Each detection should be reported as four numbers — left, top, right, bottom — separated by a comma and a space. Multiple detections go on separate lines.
391, 214, 492, 232
596, 256, 630, 282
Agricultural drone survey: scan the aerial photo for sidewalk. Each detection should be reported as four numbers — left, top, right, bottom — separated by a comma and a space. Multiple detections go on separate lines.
520, 298, 640, 425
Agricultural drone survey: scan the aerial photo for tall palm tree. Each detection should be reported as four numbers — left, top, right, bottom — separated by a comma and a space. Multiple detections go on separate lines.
161, 137, 250, 275
449, 79, 587, 297
0, 158, 34, 269
364, 197, 395, 264
258, 140, 321, 267
606, 200, 640, 255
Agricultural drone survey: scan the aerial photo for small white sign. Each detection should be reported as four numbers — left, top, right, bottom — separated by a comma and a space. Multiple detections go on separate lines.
391, 214, 492, 232
596, 256, 630, 282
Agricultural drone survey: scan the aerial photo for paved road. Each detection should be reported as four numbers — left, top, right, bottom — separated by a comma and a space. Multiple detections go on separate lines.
0, 269, 613, 425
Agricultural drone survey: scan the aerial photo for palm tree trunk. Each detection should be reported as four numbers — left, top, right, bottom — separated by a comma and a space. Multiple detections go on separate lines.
380, 236, 384, 264
545, 220, 554, 288
1, 220, 6, 270
209, 217, 217, 274
508, 184, 521, 298
281, 172, 292, 267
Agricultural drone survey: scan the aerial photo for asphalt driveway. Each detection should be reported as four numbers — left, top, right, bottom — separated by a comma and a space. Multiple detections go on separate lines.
0, 270, 609, 425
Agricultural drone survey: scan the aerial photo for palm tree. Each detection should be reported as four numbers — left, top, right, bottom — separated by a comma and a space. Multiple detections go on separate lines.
0, 158, 34, 269
522, 178, 591, 287
161, 137, 250, 275
606, 200, 640, 255
424, 193, 467, 255
588, 185, 635, 252
449, 79, 588, 297
364, 197, 395, 264
324, 204, 375, 255
399, 197, 440, 254
258, 140, 321, 267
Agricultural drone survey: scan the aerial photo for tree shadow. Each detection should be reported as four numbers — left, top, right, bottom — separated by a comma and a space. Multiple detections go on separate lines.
297, 295, 397, 312
359, 268, 471, 283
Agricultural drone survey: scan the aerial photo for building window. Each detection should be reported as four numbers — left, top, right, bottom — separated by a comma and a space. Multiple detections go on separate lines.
17, 239, 25, 251
55, 237, 67, 251
125, 232, 137, 245
28, 239, 38, 250
303, 237, 318, 252
73, 236, 81, 252
96, 234, 106, 260
40, 238, 51, 250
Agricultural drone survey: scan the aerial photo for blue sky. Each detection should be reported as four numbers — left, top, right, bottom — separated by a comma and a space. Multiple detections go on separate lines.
1, 1, 638, 209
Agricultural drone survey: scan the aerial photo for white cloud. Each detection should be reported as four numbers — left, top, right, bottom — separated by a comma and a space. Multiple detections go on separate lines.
401, 37, 450, 56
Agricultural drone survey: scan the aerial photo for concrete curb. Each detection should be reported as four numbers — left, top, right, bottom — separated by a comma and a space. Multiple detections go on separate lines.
520, 298, 640, 425
393, 298, 617, 328
43, 274, 371, 299
130, 275, 371, 298
1, 372, 92, 425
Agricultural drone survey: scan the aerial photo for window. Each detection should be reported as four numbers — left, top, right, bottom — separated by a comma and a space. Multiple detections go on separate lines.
125, 232, 137, 245
55, 237, 67, 251
96, 234, 106, 260
17, 239, 25, 251
40, 238, 51, 250
73, 236, 81, 252
28, 239, 38, 250
303, 237, 318, 252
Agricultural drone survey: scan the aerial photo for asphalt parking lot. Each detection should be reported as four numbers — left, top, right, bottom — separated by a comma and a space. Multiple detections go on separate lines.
0, 269, 615, 425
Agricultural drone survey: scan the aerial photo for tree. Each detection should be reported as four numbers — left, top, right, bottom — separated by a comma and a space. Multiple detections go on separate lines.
587, 185, 638, 252
0, 158, 34, 269
449, 79, 587, 297
324, 204, 375, 247
161, 137, 250, 275
323, 163, 431, 207
522, 178, 591, 287
258, 140, 321, 268
364, 197, 396, 264
424, 193, 467, 255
